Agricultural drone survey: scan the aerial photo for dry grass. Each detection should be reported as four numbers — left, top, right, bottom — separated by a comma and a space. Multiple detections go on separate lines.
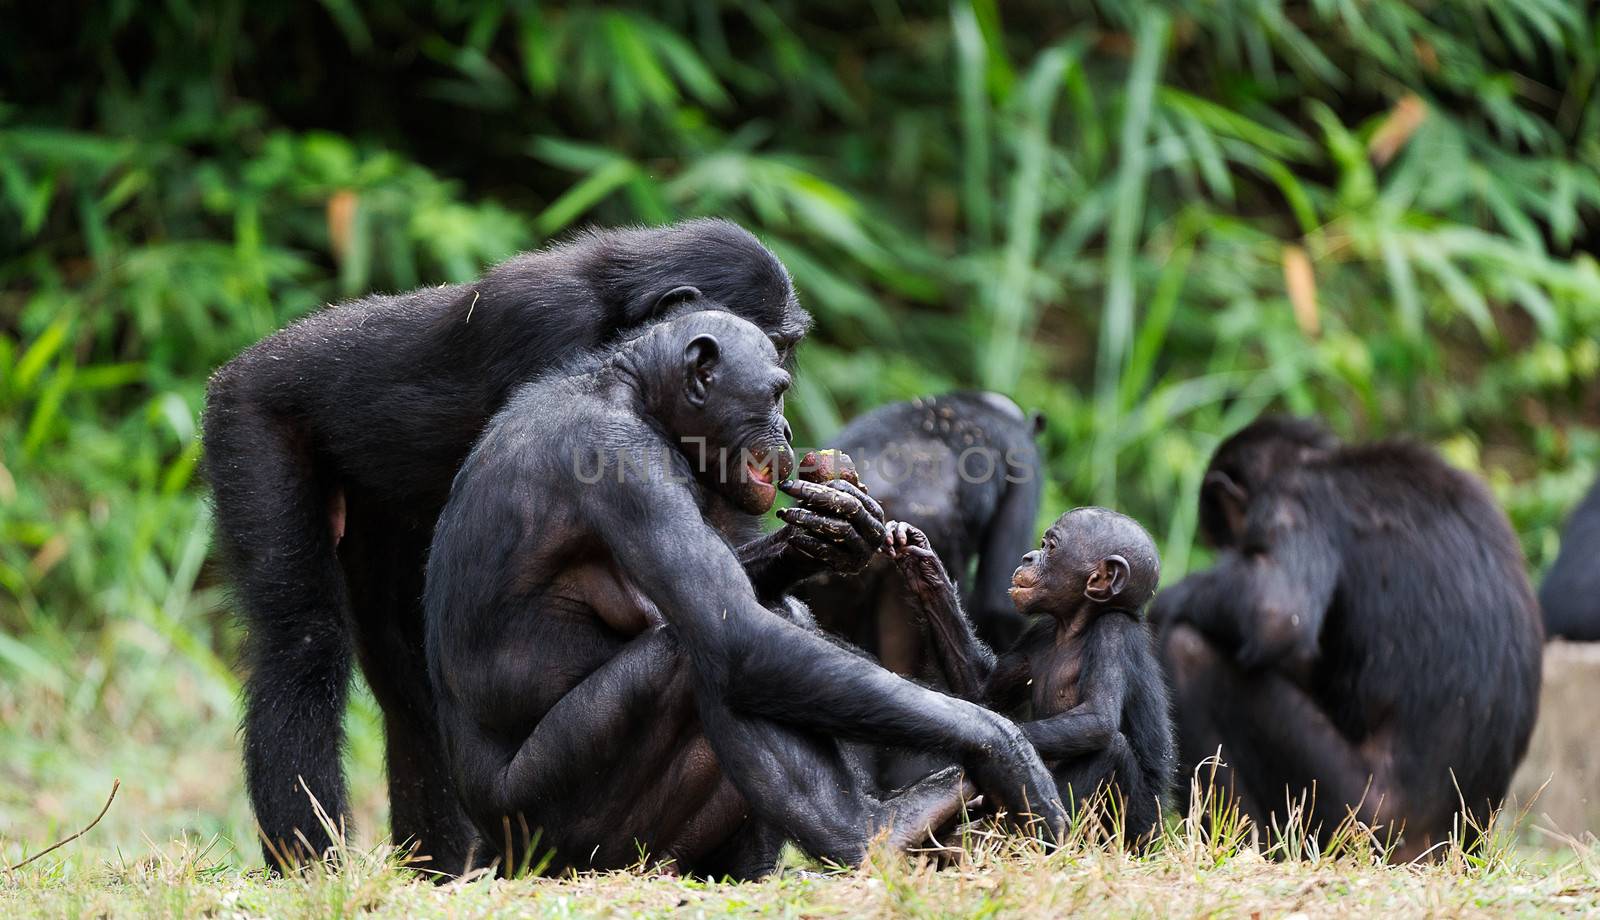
7, 645, 1600, 918
5, 773, 1600, 919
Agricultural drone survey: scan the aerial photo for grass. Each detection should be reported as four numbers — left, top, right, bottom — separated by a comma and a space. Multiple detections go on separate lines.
4, 683, 1600, 919
4, 800, 1599, 919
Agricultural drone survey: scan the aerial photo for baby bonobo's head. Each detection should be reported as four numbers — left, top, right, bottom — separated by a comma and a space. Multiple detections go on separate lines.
1009, 507, 1160, 618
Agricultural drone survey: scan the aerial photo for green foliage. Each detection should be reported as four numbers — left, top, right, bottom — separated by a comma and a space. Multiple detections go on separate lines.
2, 2, 1599, 845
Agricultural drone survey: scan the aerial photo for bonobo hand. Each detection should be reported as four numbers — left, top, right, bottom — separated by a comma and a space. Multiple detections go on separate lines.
775, 478, 888, 576
966, 716, 1068, 840
883, 520, 954, 605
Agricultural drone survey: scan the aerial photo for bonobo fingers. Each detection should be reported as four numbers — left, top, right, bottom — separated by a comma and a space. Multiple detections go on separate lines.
778, 507, 870, 549
827, 480, 886, 523
969, 722, 1067, 842
778, 508, 873, 574
779, 479, 888, 545
884, 521, 951, 588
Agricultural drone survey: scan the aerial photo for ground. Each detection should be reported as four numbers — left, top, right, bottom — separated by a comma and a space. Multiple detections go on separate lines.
4, 828, 1600, 918
6, 647, 1600, 917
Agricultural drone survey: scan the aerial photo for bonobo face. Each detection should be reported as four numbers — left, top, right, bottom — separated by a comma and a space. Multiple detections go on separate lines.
1010, 508, 1160, 617
1199, 416, 1338, 547
672, 312, 795, 515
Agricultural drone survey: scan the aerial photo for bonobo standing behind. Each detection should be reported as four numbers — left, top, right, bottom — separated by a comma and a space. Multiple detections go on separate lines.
1151, 417, 1541, 859
884, 509, 1175, 846
801, 393, 1046, 674
424, 308, 1064, 876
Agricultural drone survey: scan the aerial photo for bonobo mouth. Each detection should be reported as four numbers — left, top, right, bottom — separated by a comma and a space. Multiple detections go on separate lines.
1008, 566, 1039, 603
742, 446, 794, 510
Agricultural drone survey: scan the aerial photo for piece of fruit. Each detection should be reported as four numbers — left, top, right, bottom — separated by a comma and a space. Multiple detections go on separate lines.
797, 448, 860, 487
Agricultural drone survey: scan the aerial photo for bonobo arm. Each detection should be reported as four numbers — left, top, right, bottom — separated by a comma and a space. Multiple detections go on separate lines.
737, 479, 887, 601
1149, 487, 1336, 671
593, 465, 1065, 829
884, 521, 997, 699
1019, 614, 1132, 761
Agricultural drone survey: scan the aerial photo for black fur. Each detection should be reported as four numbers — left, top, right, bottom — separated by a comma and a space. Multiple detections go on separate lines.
1152, 416, 1543, 859
423, 309, 1064, 875
1539, 475, 1600, 640
803, 392, 1045, 671
885, 509, 1175, 847
201, 219, 811, 871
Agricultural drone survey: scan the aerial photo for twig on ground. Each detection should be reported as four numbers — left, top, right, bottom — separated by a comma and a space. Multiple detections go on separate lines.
6, 779, 120, 872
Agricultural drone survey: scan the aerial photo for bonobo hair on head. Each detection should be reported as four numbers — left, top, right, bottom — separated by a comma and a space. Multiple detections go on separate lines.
1060, 507, 1161, 611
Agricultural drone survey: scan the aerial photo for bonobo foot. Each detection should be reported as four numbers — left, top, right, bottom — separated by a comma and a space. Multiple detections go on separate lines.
873, 766, 975, 850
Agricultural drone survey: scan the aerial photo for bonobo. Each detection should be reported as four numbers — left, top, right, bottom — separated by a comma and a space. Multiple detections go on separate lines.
886, 509, 1175, 845
1151, 417, 1542, 859
201, 219, 892, 871
1539, 474, 1600, 641
802, 392, 1046, 673
424, 308, 1064, 875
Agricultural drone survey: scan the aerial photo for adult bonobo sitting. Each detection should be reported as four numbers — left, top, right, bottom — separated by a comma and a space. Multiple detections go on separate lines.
202, 220, 883, 872
1151, 417, 1542, 859
424, 308, 1064, 876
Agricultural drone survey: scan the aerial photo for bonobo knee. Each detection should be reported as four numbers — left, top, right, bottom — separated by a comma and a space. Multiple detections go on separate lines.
1160, 622, 1223, 689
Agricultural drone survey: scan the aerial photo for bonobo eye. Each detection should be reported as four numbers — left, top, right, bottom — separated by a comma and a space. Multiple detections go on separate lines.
769, 335, 798, 365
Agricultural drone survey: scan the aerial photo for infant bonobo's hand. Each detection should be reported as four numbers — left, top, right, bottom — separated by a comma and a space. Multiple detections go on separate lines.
775, 452, 886, 575
885, 521, 954, 604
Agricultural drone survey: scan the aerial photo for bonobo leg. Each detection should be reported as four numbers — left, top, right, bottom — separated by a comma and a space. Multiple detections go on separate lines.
1160, 624, 1399, 851
340, 503, 482, 876
476, 618, 968, 875
697, 692, 973, 866
202, 385, 352, 867
1053, 733, 1159, 846
477, 626, 747, 875
673, 607, 1062, 835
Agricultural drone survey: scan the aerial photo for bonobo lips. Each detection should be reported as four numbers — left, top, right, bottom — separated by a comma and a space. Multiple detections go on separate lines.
1008, 566, 1038, 602
744, 446, 793, 509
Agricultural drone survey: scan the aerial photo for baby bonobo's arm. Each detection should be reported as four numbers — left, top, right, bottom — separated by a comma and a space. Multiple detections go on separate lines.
885, 521, 998, 700
1019, 613, 1134, 761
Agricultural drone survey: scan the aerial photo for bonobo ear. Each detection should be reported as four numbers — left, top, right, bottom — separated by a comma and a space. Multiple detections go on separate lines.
1030, 410, 1047, 437
654, 285, 703, 317
1085, 554, 1130, 603
683, 333, 720, 407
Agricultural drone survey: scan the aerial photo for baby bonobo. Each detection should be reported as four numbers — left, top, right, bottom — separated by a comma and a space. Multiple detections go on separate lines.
887, 507, 1175, 846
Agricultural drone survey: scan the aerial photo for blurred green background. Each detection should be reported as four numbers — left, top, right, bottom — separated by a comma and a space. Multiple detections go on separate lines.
2, 0, 1598, 859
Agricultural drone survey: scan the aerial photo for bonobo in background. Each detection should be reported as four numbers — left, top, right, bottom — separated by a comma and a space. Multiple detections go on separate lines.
801, 392, 1046, 675
886, 509, 1174, 847
201, 219, 866, 872
1539, 474, 1600, 641
1151, 417, 1542, 860
424, 308, 1064, 877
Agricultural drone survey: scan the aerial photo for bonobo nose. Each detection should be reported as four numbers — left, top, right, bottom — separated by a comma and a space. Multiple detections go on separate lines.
1021, 551, 1041, 566
781, 420, 793, 443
